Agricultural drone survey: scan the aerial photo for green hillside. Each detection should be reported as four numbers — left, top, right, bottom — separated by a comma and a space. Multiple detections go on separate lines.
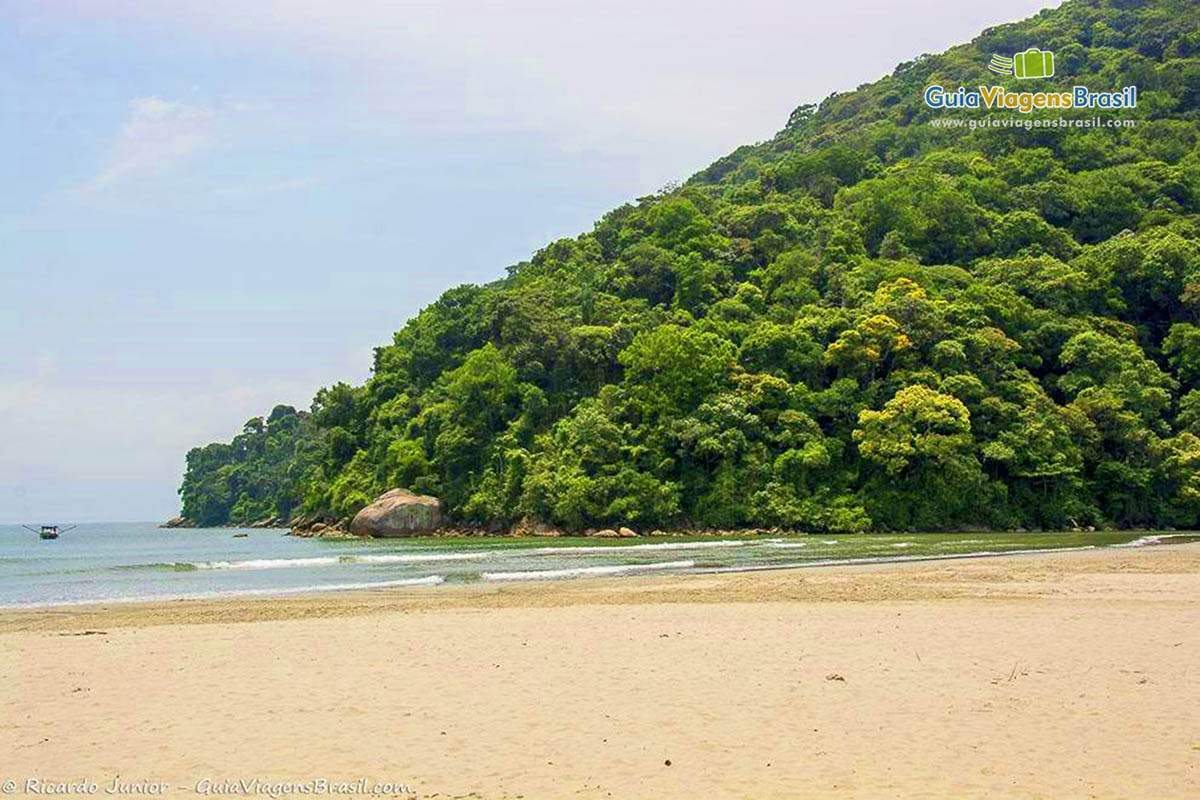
178, 0, 1200, 532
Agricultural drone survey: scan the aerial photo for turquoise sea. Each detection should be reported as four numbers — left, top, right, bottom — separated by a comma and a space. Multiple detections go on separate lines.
0, 522, 1190, 608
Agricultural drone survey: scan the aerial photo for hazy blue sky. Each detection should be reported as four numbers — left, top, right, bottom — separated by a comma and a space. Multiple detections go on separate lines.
0, 0, 1060, 522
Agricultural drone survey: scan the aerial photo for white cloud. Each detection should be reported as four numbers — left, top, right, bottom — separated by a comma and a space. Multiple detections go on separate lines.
87, 96, 215, 190
60, 0, 1063, 182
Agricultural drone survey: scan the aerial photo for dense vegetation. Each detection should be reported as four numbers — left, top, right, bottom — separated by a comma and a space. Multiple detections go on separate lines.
179, 406, 322, 526
180, 0, 1200, 532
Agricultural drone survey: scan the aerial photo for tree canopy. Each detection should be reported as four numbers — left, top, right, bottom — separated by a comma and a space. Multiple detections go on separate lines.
179, 0, 1200, 532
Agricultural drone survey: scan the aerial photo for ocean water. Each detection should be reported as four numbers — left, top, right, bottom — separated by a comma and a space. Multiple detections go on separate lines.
0, 522, 1187, 608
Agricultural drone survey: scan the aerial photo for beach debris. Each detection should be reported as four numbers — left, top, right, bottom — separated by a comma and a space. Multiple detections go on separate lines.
664, 759, 672, 767
994, 662, 1031, 683
59, 630, 107, 637
825, 673, 846, 682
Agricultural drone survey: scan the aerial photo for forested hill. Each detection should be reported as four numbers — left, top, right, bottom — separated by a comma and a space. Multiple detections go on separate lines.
179, 0, 1200, 532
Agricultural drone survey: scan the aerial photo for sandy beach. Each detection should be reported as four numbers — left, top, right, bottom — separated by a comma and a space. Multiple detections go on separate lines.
2, 544, 1198, 799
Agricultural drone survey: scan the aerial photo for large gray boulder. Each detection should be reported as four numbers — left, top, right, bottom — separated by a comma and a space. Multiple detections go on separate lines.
349, 489, 443, 537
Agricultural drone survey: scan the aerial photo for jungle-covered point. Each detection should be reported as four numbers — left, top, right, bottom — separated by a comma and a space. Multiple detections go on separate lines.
179, 0, 1200, 532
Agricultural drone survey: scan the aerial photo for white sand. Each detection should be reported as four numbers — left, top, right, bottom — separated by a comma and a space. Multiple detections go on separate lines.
2, 545, 1198, 799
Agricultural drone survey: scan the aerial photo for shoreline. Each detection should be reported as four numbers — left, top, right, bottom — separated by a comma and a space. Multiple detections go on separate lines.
10, 527, 1178, 614
0, 536, 1165, 616
3, 543, 1196, 799
2, 540, 1195, 631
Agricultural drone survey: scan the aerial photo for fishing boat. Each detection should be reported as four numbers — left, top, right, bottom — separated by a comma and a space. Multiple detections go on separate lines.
22, 524, 76, 540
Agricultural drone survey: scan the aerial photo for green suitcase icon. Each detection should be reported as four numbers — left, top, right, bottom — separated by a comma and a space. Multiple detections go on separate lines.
1013, 48, 1054, 79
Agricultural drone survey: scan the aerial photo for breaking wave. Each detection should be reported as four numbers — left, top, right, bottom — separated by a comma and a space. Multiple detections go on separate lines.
128, 552, 490, 572
482, 559, 696, 582
1111, 533, 1191, 548
698, 545, 1100, 574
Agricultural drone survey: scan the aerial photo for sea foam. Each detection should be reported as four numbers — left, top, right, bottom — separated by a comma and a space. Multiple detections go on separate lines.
193, 556, 341, 570
698, 545, 1100, 574
176, 552, 489, 571
482, 559, 696, 582
348, 552, 488, 564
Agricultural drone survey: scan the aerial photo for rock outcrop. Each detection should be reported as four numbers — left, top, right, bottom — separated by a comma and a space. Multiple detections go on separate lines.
349, 488, 443, 537
289, 523, 356, 540
288, 511, 349, 538
160, 517, 194, 529
509, 517, 565, 537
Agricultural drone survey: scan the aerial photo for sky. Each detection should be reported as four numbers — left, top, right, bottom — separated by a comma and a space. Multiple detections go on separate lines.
0, 0, 1061, 523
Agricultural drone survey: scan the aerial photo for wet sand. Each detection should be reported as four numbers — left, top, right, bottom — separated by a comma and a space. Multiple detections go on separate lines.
3, 544, 1197, 799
